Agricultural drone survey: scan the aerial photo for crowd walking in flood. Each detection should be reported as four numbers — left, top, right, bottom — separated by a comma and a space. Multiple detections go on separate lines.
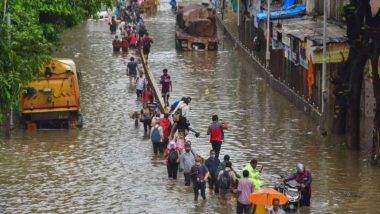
111, 1, 313, 213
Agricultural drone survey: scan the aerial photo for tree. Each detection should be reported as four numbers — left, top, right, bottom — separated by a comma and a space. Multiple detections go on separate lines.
0, 0, 112, 138
332, 0, 380, 159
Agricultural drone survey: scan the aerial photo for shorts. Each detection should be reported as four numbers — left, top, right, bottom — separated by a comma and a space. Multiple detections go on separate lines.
136, 89, 143, 97
162, 92, 170, 98
129, 71, 137, 77
143, 48, 150, 55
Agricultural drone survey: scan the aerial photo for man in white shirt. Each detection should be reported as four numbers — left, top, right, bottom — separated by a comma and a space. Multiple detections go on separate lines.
136, 73, 146, 99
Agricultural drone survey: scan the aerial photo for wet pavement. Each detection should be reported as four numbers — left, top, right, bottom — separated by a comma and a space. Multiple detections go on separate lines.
0, 3, 379, 214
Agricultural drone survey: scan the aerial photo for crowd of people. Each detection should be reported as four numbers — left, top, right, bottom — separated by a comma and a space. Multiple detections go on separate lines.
110, 0, 153, 58
111, 1, 312, 213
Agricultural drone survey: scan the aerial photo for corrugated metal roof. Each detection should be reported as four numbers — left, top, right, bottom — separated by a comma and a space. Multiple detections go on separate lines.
274, 17, 347, 45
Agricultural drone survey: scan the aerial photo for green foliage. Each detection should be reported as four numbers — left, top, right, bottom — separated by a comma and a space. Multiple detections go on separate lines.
0, 0, 113, 122
340, 3, 357, 21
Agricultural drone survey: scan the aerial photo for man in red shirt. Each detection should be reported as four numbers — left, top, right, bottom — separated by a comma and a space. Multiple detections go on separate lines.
112, 35, 121, 52
160, 69, 172, 107
159, 113, 172, 148
207, 114, 226, 159
121, 36, 129, 53
142, 85, 154, 105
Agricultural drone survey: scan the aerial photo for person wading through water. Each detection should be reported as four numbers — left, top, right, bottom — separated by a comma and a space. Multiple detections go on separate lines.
160, 69, 172, 107
142, 84, 154, 105
236, 170, 254, 214
140, 103, 152, 133
285, 163, 312, 207
242, 158, 263, 190
150, 122, 164, 155
166, 141, 180, 179
205, 150, 220, 194
217, 161, 237, 202
160, 113, 171, 149
141, 33, 153, 60
112, 35, 121, 52
207, 114, 226, 159
179, 142, 196, 186
109, 16, 118, 34
191, 157, 209, 201
126, 57, 138, 84
135, 73, 146, 100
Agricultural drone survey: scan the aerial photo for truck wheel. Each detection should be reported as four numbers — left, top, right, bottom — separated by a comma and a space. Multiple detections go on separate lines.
77, 113, 83, 128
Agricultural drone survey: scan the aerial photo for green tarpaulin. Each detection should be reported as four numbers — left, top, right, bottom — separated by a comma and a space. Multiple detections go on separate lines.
231, 0, 237, 12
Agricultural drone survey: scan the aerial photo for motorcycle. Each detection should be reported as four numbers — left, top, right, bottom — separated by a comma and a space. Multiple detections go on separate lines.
275, 175, 301, 211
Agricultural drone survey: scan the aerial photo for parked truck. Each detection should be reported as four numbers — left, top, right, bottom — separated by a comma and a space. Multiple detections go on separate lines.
175, 3, 218, 51
20, 58, 82, 130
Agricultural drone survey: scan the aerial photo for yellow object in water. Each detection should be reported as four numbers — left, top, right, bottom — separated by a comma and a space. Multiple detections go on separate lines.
254, 205, 266, 214
20, 58, 82, 128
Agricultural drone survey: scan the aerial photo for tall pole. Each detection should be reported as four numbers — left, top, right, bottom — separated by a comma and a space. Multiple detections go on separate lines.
237, 0, 239, 26
321, 0, 328, 134
265, 0, 271, 68
221, 0, 225, 20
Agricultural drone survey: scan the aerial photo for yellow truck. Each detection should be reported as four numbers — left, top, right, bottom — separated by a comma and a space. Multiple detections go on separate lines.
20, 58, 82, 130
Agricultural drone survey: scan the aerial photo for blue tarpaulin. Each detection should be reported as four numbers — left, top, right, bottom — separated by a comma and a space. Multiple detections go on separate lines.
256, 3, 305, 23
283, 0, 295, 9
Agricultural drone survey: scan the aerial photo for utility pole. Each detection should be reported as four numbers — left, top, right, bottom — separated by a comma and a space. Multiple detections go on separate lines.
237, 0, 240, 26
321, 0, 328, 135
221, 0, 225, 20
265, 0, 271, 68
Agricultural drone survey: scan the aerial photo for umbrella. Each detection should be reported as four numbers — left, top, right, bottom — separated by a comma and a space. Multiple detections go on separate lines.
249, 188, 288, 206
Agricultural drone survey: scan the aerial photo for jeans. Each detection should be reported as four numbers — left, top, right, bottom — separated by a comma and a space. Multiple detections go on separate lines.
152, 141, 160, 155
167, 162, 179, 179
208, 172, 218, 193
193, 181, 206, 200
163, 139, 169, 150
211, 141, 222, 159
184, 172, 191, 186
136, 89, 143, 98
236, 201, 251, 214
300, 187, 311, 207
143, 119, 151, 132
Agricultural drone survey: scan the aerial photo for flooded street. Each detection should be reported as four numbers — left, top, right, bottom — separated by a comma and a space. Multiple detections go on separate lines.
0, 3, 379, 213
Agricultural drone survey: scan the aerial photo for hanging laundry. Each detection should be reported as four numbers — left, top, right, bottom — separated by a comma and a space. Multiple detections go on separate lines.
306, 55, 315, 98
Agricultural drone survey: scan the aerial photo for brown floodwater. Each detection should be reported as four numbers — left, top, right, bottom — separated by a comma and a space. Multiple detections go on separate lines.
0, 3, 379, 214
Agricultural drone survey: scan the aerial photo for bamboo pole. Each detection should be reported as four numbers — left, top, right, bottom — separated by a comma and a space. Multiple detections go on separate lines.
139, 49, 167, 114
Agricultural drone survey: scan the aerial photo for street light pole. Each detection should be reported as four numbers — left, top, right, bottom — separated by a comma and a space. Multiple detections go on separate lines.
321, 0, 328, 134
265, 0, 271, 68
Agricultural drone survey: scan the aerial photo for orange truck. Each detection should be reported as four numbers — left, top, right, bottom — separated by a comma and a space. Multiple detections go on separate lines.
20, 58, 82, 130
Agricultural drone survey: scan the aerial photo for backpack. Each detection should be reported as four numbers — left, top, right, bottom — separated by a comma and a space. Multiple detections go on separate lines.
218, 170, 231, 190
168, 149, 178, 164
151, 126, 161, 143
170, 100, 180, 112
